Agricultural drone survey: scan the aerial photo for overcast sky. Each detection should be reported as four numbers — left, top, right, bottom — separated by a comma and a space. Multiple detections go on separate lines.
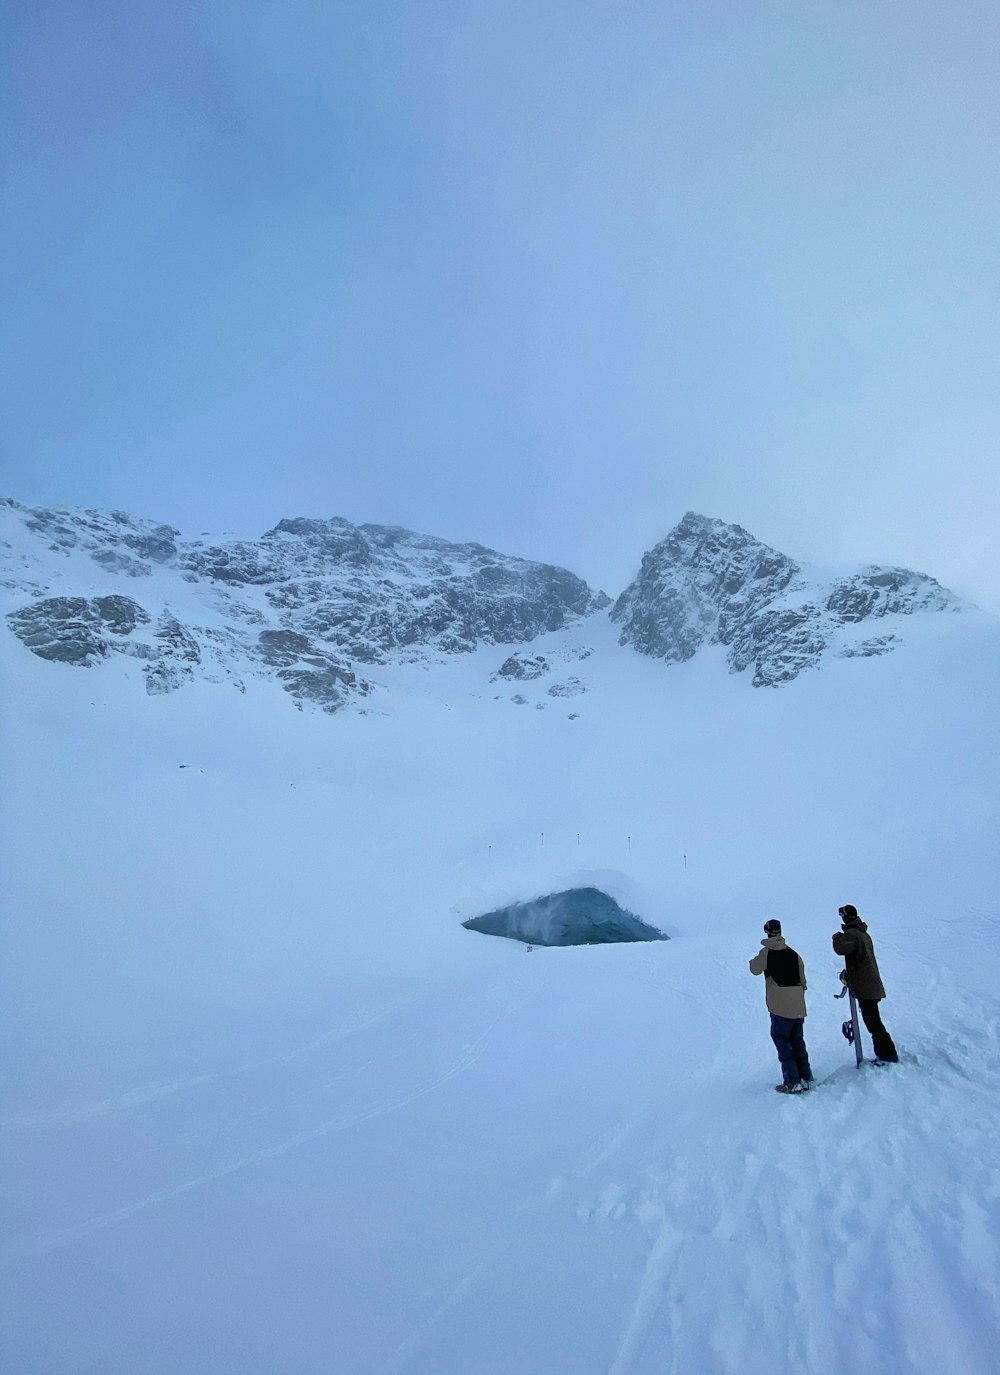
2, 1, 998, 606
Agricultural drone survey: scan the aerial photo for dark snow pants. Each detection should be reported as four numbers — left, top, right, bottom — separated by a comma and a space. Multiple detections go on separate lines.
769, 1013, 813, 1086
858, 999, 898, 1062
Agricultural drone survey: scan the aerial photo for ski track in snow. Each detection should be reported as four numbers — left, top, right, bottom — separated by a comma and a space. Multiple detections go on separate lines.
354, 964, 1000, 1375
602, 987, 1000, 1375
367, 1106, 647, 1375
343, 969, 1000, 1375
1, 976, 531, 1266
4, 936, 1000, 1375
0, 985, 432, 1131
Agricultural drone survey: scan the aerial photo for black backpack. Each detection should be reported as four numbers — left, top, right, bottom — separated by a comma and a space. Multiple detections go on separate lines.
766, 946, 802, 988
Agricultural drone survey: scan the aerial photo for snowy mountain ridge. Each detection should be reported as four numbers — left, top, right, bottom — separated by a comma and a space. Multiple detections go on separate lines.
611, 511, 964, 686
0, 497, 969, 710
0, 498, 608, 713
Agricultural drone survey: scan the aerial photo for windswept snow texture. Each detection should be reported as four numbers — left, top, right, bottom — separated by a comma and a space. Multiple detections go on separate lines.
463, 887, 667, 946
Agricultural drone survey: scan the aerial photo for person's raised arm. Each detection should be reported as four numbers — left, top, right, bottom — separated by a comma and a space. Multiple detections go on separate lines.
832, 929, 858, 956
749, 943, 768, 975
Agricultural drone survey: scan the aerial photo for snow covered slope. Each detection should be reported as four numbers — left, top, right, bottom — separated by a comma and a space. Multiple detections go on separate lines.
1, 508, 999, 1375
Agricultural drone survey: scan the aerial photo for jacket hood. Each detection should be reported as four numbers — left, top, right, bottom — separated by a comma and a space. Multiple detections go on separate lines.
841, 914, 868, 931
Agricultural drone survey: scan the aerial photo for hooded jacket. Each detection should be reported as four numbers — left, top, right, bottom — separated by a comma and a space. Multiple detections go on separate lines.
832, 914, 886, 1000
749, 936, 807, 1018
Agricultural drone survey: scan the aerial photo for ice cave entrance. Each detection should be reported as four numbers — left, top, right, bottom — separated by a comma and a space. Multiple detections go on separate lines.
462, 887, 668, 948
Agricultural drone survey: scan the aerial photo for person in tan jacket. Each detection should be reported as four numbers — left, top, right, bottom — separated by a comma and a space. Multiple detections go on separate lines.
749, 919, 813, 1093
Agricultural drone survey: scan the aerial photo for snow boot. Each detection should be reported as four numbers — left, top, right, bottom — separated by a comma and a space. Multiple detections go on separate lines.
775, 1082, 808, 1094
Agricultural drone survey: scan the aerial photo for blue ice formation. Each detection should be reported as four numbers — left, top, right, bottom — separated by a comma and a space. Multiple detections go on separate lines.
462, 887, 667, 947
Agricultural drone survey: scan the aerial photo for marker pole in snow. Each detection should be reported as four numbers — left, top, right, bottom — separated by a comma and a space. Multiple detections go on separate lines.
836, 971, 864, 1067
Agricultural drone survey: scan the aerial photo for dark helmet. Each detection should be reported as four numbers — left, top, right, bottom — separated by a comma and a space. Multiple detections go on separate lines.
763, 919, 782, 936
839, 904, 859, 923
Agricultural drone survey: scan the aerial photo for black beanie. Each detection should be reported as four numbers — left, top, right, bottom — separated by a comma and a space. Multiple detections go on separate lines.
839, 903, 858, 922
763, 919, 782, 936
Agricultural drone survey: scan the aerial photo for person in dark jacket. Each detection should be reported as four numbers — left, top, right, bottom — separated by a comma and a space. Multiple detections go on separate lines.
749, 918, 813, 1093
832, 904, 898, 1063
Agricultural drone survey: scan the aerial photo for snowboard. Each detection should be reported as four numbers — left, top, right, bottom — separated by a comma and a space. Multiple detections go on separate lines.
835, 971, 863, 1067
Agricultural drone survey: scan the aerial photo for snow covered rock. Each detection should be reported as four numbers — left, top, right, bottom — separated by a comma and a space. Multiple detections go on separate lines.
611, 512, 799, 665
6, 594, 151, 666
838, 634, 899, 659
612, 512, 965, 686
492, 653, 551, 681
825, 566, 958, 622
0, 499, 606, 712
256, 628, 370, 712
5, 499, 180, 576
547, 677, 586, 698
143, 613, 202, 696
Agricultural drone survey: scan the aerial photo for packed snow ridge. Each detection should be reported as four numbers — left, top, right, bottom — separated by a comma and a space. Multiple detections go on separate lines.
1, 498, 966, 708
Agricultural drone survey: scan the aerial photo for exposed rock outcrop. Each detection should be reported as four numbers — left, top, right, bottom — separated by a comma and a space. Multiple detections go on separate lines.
492, 654, 551, 681
1, 500, 606, 712
612, 513, 963, 686
6, 594, 151, 666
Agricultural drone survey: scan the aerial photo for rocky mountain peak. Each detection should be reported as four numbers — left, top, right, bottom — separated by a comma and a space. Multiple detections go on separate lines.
1, 498, 970, 706
1, 499, 608, 713
612, 513, 964, 686
612, 513, 799, 665
261, 516, 377, 569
